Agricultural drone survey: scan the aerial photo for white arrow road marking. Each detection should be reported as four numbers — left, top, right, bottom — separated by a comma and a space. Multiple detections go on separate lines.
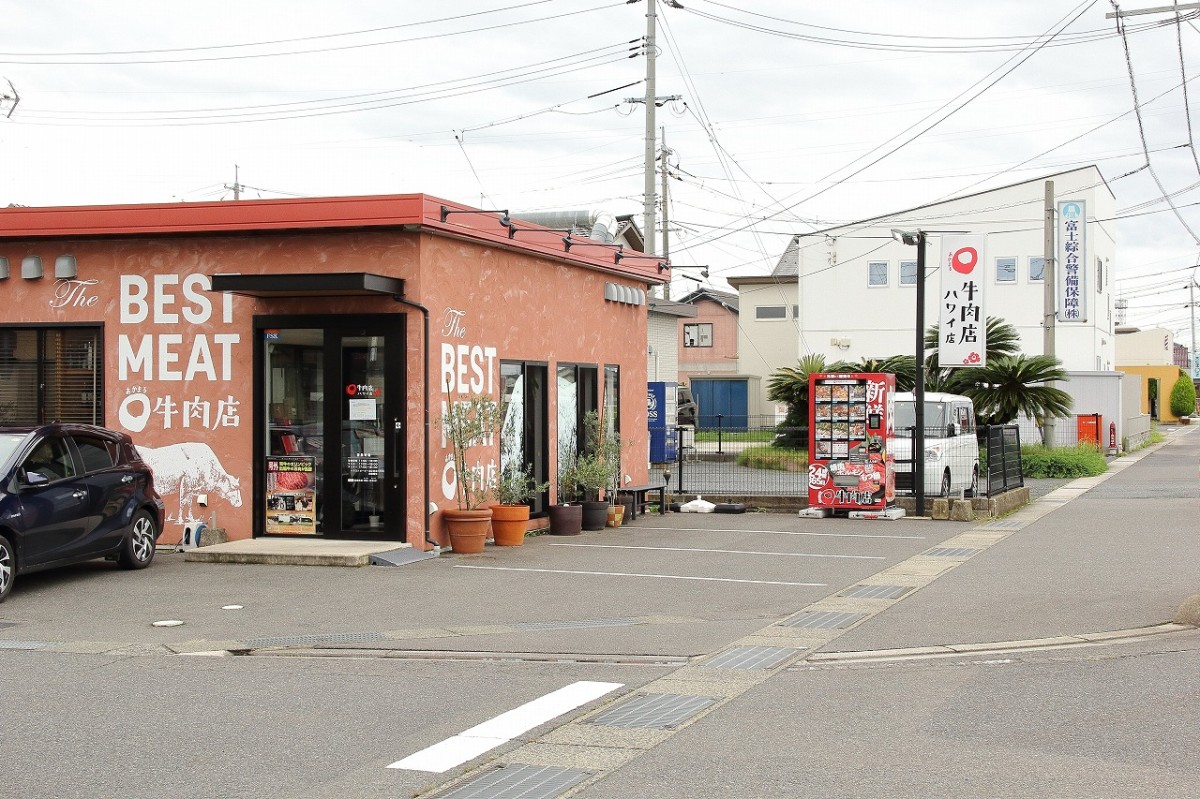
387, 680, 623, 773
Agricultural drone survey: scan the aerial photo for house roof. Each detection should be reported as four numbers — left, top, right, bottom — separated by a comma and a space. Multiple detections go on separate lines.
676, 287, 739, 312
647, 297, 698, 318
0, 193, 667, 284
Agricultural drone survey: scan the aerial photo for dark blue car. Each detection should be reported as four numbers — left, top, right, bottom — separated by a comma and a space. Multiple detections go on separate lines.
0, 423, 165, 602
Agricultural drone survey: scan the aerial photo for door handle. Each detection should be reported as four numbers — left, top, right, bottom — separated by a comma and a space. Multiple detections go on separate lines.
121, 475, 134, 484
71, 490, 87, 500
393, 420, 403, 478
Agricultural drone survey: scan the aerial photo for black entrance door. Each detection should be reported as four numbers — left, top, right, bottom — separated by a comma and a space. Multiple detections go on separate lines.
260, 316, 406, 539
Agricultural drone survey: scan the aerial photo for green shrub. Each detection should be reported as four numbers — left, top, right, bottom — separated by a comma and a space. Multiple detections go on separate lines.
737, 446, 807, 472
1020, 444, 1107, 478
1169, 372, 1197, 418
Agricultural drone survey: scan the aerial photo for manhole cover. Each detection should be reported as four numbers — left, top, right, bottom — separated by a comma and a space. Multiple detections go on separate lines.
701, 646, 796, 670
433, 764, 591, 799
926, 547, 979, 557
839, 584, 911, 600
588, 693, 716, 729
781, 611, 867, 630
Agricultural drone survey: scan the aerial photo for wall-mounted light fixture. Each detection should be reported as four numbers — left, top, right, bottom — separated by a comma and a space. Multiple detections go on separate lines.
0, 256, 9, 280
21, 255, 42, 279
668, 264, 710, 278
438, 205, 512, 231
54, 254, 77, 279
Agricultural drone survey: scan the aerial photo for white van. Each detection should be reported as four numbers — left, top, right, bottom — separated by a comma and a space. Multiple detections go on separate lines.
890, 391, 980, 497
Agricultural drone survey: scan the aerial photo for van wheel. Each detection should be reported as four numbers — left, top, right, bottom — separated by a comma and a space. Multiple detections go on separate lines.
939, 470, 952, 497
0, 535, 15, 603
965, 465, 979, 498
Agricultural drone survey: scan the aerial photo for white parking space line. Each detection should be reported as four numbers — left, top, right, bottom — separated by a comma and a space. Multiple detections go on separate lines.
388, 680, 623, 773
455, 565, 826, 587
663, 526, 926, 540
549, 543, 886, 560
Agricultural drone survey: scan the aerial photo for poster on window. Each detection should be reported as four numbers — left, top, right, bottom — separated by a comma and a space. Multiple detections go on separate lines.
265, 456, 317, 535
939, 234, 987, 368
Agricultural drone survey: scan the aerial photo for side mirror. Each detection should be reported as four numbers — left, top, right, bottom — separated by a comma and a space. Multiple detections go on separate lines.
22, 470, 50, 488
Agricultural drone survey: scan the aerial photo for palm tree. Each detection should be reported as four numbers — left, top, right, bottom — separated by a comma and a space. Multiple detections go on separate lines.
766, 353, 827, 448
924, 316, 1021, 391
830, 355, 917, 392
942, 354, 1072, 426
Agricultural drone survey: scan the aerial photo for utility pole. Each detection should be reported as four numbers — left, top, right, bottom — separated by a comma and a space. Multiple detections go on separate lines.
661, 126, 671, 263
1043, 180, 1056, 447
643, 1, 657, 258
225, 165, 242, 201
1, 78, 20, 118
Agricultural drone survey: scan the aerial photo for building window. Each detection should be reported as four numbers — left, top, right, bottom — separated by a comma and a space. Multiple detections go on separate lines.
868, 261, 888, 287
996, 257, 1016, 284
1029, 256, 1045, 282
1097, 257, 1103, 293
792, 305, 798, 318
899, 260, 917, 287
683, 323, 714, 348
0, 327, 104, 426
755, 306, 787, 320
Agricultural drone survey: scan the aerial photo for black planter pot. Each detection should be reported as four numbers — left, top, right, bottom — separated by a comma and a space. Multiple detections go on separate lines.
581, 500, 609, 531
548, 503, 583, 536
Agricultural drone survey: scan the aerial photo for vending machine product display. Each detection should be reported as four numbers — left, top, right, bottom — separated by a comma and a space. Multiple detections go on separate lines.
806, 372, 899, 517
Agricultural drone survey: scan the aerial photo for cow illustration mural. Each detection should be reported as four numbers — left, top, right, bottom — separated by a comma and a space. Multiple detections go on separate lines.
137, 442, 243, 524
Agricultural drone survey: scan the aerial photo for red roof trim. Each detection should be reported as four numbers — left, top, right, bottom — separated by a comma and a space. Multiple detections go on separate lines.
0, 193, 667, 283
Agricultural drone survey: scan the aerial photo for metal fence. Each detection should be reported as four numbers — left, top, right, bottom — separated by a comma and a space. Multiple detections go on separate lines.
658, 417, 1024, 500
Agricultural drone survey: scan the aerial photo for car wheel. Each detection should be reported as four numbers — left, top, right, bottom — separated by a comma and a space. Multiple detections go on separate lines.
0, 536, 14, 602
940, 470, 952, 497
118, 510, 157, 570
965, 465, 979, 498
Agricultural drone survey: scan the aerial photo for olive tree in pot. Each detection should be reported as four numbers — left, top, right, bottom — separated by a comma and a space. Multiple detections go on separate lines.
573, 411, 623, 531
548, 443, 584, 535
440, 394, 502, 554
491, 464, 549, 546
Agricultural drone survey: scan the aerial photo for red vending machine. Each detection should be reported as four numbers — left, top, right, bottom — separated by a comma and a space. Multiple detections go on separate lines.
804, 372, 902, 519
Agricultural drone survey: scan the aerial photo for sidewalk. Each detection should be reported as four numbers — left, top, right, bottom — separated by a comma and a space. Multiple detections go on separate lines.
825, 424, 1200, 652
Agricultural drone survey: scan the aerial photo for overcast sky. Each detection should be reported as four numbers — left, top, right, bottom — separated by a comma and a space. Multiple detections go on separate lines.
4, 1, 1200, 339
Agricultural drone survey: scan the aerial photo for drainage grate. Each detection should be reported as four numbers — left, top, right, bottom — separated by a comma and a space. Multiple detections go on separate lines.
244, 631, 386, 648
513, 618, 639, 632
839, 584, 911, 600
588, 693, 717, 729
0, 622, 17, 630
781, 610, 867, 630
926, 547, 979, 558
701, 646, 795, 670
433, 764, 591, 799
0, 640, 51, 650
978, 520, 1025, 530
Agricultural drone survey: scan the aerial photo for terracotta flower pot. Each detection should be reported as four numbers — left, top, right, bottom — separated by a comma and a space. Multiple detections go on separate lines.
490, 504, 530, 546
443, 508, 492, 554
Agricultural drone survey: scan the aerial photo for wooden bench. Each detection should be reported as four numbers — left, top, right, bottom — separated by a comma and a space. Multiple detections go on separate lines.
616, 483, 668, 519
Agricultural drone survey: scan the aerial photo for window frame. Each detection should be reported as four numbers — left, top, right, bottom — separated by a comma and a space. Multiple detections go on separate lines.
995, 256, 1017, 284
683, 322, 714, 348
1028, 256, 1045, 283
899, 260, 917, 287
867, 261, 889, 288
754, 306, 787, 321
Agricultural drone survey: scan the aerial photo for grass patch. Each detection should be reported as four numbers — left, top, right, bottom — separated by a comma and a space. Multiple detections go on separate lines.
1020, 444, 1108, 478
736, 445, 807, 471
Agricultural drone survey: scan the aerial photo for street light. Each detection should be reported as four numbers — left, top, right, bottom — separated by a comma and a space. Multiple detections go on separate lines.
892, 228, 928, 517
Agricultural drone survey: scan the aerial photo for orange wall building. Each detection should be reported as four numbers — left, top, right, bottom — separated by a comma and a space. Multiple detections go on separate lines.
0, 194, 665, 549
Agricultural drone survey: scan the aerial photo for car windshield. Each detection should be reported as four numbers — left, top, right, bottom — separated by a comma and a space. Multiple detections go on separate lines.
0, 433, 29, 467
893, 401, 948, 434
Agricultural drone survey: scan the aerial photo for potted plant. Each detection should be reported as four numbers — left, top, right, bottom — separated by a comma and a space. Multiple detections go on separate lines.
548, 444, 585, 536
491, 463, 548, 546
440, 393, 503, 553
572, 411, 623, 531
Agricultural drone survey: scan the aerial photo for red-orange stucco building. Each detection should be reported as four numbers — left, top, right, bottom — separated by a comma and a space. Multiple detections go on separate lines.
0, 194, 666, 549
